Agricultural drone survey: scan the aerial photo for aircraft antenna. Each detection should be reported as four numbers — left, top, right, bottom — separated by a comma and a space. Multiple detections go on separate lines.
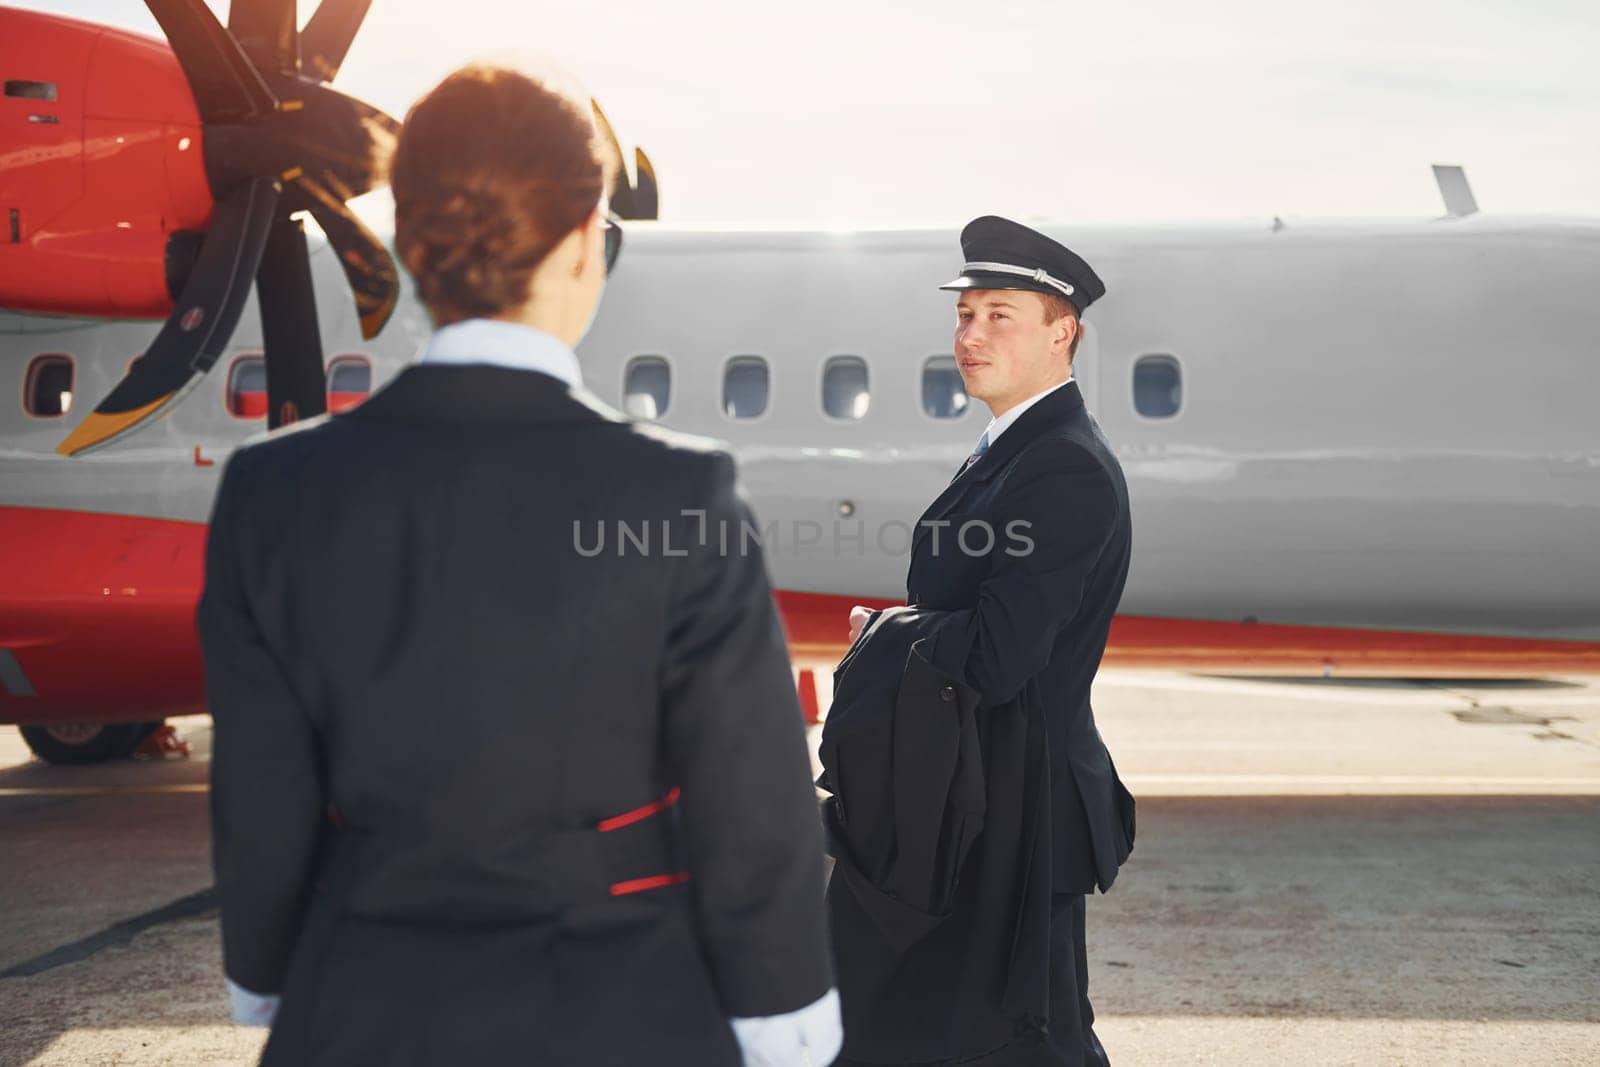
1432, 164, 1479, 218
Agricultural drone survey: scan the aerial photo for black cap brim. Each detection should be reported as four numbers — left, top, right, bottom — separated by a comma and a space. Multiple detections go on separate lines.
939, 271, 1080, 309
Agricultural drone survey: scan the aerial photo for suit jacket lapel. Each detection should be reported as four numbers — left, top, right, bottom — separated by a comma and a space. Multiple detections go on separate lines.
911, 381, 1086, 559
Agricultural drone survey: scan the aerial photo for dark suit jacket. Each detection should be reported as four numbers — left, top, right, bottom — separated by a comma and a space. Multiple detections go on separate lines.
819, 606, 987, 941
908, 379, 1135, 895
197, 364, 833, 1067
819, 605, 1055, 1063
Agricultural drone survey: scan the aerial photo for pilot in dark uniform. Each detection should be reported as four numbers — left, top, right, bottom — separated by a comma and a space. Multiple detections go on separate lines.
840, 216, 1136, 1065
199, 66, 840, 1066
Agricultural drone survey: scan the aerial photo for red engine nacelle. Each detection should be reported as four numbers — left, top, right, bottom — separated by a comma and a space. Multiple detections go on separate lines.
0, 6, 213, 318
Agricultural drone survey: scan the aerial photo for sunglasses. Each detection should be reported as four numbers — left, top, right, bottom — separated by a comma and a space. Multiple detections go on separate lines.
602, 211, 624, 274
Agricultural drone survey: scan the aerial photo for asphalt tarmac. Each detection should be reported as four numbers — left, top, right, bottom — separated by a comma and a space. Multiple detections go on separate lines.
2, 671, 1597, 1066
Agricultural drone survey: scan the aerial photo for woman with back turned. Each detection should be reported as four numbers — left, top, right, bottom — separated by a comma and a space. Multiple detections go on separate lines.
199, 66, 841, 1066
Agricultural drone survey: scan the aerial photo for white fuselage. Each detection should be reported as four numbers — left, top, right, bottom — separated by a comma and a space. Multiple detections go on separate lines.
4, 216, 1598, 641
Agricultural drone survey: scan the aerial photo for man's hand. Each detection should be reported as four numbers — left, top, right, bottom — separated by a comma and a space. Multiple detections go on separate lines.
848, 605, 874, 644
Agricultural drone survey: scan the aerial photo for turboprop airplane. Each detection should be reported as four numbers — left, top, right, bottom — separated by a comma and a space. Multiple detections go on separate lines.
3, 10, 1599, 763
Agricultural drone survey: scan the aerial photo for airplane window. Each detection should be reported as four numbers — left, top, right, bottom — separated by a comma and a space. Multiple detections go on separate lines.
23, 354, 73, 418
623, 356, 670, 419
922, 356, 969, 418
4, 81, 56, 101
1133, 354, 1182, 418
226, 355, 268, 419
822, 356, 870, 420
327, 356, 372, 413
723, 356, 769, 419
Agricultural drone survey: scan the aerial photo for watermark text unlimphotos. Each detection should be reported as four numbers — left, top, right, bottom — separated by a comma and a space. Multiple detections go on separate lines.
572, 513, 1035, 559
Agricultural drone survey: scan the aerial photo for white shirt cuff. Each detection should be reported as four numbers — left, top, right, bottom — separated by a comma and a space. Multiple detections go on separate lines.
728, 987, 843, 1066
226, 977, 280, 1028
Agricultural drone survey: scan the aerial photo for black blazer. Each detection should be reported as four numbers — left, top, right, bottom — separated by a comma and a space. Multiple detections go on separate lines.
819, 605, 987, 941
197, 364, 833, 1067
908, 379, 1135, 895
819, 605, 1055, 1062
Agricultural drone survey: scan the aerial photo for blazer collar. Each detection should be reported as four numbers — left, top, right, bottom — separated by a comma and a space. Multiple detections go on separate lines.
963, 379, 1083, 486
347, 364, 628, 427
911, 379, 1084, 557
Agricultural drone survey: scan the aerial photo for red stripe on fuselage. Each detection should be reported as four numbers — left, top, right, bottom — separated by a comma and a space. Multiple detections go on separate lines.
774, 589, 1600, 676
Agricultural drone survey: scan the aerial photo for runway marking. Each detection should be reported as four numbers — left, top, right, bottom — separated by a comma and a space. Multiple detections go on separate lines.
1124, 773, 1600, 792
0, 783, 208, 798
1093, 671, 1600, 707
0, 887, 216, 979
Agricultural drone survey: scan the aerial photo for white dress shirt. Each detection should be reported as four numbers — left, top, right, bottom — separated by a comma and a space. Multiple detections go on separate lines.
228, 317, 842, 1064
226, 980, 278, 1027
417, 316, 584, 386
976, 376, 1074, 451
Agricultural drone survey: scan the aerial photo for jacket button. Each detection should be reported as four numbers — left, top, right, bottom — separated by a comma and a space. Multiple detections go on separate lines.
940, 685, 956, 702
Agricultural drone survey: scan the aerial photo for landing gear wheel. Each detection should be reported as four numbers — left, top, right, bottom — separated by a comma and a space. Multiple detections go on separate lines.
17, 720, 163, 765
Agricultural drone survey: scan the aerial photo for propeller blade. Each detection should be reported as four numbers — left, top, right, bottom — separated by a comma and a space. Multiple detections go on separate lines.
203, 83, 398, 206
632, 147, 659, 220
309, 89, 400, 200
296, 176, 398, 339
57, 178, 281, 457
299, 0, 373, 82
589, 100, 659, 221
227, 0, 300, 75
590, 99, 634, 218
255, 216, 327, 428
145, 0, 278, 121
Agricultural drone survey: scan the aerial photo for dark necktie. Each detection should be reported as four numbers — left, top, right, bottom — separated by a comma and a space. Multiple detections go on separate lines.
960, 430, 991, 475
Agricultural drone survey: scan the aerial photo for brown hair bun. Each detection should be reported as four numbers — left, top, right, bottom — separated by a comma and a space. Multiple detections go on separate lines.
391, 66, 609, 326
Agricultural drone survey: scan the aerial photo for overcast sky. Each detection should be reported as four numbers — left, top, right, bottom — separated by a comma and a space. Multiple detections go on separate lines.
38, 0, 1600, 225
